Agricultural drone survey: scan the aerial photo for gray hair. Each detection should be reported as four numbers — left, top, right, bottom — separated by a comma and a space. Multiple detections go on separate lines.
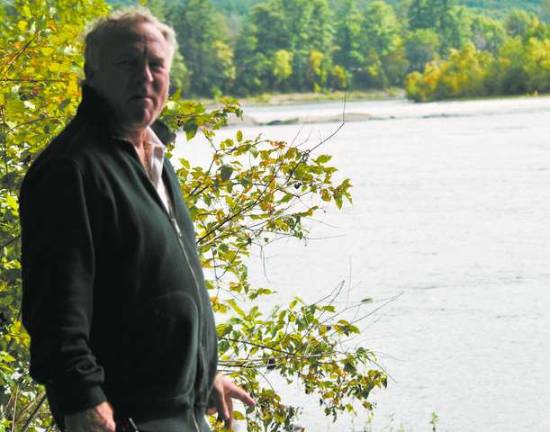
83, 7, 177, 81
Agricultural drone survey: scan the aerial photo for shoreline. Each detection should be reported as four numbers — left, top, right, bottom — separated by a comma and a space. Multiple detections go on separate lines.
197, 88, 550, 109
221, 92, 550, 127
199, 88, 405, 108
240, 88, 405, 106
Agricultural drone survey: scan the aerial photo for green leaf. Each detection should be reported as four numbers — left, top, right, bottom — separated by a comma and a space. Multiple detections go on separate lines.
315, 154, 332, 164
220, 164, 233, 181
184, 122, 198, 140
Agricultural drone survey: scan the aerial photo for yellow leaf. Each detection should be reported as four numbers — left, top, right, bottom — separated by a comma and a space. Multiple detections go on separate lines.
6, 194, 18, 211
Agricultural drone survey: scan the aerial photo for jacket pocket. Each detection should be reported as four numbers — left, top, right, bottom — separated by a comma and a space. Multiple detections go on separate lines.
120, 291, 200, 396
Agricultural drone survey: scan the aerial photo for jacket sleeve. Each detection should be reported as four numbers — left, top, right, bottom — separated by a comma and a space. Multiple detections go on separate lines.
19, 156, 106, 414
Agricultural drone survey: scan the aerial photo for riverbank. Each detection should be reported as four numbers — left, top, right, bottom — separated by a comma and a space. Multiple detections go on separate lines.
199, 88, 405, 108
223, 93, 550, 127
241, 88, 405, 106
200, 88, 549, 109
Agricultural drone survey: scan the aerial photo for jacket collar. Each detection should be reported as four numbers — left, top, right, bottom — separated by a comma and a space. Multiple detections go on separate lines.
76, 84, 176, 146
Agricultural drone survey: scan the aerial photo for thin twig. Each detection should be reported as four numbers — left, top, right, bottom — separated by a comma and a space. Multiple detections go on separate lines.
0, 235, 21, 249
21, 394, 47, 432
1, 32, 40, 79
0, 79, 68, 83
11, 386, 19, 432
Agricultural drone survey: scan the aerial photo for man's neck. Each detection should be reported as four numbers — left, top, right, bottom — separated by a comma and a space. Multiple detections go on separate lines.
115, 125, 148, 149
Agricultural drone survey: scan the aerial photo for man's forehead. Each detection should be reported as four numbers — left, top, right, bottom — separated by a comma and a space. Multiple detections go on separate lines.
103, 23, 169, 56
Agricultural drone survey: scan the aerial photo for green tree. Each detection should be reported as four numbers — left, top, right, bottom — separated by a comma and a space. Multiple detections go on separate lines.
405, 28, 441, 72
169, 50, 190, 95
489, 36, 529, 95
407, 0, 470, 54
272, 48, 293, 90
405, 43, 492, 101
234, 1, 289, 93
362, 1, 402, 56
440, 6, 472, 53
333, 0, 364, 81
307, 0, 334, 53
307, 49, 331, 91
279, 0, 332, 90
304, 0, 334, 90
168, 0, 235, 96
237, 0, 335, 92
356, 1, 406, 88
233, 19, 271, 95
504, 9, 538, 39
249, 1, 288, 53
329, 64, 350, 90
140, 0, 168, 20
470, 15, 507, 54
523, 37, 550, 92
408, 0, 455, 32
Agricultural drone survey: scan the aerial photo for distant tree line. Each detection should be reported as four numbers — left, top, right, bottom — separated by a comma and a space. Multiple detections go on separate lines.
134, 0, 550, 101
406, 8, 550, 101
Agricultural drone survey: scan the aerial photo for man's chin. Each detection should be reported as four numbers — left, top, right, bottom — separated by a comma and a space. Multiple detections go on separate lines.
124, 109, 157, 130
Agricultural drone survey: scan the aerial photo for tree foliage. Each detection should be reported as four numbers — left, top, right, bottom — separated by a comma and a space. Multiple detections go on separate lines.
96, 0, 550, 100
405, 8, 550, 102
167, 0, 235, 97
0, 1, 387, 431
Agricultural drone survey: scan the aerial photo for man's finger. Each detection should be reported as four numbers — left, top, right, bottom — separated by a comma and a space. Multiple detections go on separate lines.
230, 386, 256, 407
218, 389, 230, 421
224, 396, 234, 430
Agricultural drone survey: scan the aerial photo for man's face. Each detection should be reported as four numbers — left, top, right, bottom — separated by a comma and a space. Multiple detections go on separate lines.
88, 22, 171, 131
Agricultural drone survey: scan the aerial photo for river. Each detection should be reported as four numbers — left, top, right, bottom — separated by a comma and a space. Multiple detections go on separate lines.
173, 96, 550, 431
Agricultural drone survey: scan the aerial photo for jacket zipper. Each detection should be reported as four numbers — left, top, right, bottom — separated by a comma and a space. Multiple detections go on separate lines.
126, 148, 206, 430
192, 411, 201, 432
168, 213, 205, 432
125, 145, 205, 320
168, 213, 203, 317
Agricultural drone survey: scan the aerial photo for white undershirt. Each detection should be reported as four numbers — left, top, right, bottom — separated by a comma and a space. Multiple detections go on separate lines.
121, 127, 173, 214
117, 128, 186, 241
142, 127, 173, 214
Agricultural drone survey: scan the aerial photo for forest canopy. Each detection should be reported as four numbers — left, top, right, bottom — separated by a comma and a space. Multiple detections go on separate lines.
98, 0, 550, 101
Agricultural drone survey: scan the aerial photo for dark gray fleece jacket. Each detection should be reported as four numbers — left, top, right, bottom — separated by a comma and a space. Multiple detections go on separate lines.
19, 86, 217, 430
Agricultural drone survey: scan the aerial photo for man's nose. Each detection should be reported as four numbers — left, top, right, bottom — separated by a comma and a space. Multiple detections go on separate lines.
136, 62, 153, 84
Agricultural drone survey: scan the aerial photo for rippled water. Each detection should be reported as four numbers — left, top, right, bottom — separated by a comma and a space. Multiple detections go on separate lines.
174, 96, 550, 431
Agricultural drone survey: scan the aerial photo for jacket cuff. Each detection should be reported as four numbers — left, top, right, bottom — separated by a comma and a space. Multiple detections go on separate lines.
54, 382, 107, 415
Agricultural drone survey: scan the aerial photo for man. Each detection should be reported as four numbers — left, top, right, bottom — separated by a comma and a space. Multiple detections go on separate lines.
19, 8, 254, 432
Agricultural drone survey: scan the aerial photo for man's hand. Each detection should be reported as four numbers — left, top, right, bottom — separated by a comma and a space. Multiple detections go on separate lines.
207, 374, 256, 431
65, 401, 116, 432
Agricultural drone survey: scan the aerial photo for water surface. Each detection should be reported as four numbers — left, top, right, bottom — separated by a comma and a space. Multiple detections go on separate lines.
174, 96, 550, 431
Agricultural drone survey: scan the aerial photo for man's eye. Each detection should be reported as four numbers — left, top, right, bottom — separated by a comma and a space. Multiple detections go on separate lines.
117, 59, 136, 67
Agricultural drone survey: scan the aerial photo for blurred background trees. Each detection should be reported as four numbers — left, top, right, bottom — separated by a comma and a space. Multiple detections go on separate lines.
123, 0, 550, 101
